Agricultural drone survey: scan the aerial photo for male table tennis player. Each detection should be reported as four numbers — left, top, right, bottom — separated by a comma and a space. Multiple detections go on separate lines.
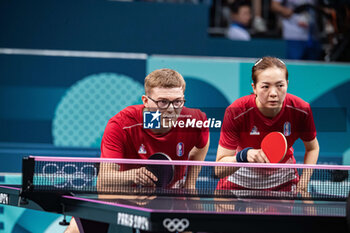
65, 68, 209, 233
215, 56, 319, 193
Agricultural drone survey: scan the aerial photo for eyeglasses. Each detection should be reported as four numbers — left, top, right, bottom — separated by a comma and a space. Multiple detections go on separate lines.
147, 96, 185, 109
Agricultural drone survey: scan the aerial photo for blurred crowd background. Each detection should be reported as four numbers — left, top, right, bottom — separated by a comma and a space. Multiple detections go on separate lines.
208, 0, 349, 60
208, 0, 350, 61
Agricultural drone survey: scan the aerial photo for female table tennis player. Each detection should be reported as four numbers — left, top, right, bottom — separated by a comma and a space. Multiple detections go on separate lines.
215, 56, 319, 192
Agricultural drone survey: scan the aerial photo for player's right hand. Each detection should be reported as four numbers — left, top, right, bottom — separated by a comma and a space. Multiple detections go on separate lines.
247, 149, 270, 163
133, 167, 158, 187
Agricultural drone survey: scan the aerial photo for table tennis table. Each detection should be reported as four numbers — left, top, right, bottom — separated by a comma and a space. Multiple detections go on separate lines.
1, 156, 350, 233
0, 184, 348, 233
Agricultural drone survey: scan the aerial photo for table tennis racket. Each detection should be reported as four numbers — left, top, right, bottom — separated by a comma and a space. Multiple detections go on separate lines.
261, 132, 287, 163
146, 152, 174, 188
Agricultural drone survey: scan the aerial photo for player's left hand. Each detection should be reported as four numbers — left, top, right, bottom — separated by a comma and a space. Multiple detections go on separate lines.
297, 169, 312, 194
296, 181, 308, 193
296, 183, 317, 215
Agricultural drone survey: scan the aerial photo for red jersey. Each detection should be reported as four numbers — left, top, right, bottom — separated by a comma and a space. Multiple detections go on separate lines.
101, 105, 209, 183
219, 93, 316, 163
218, 94, 316, 190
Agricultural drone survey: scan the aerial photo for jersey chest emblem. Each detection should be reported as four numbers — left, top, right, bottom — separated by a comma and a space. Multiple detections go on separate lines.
138, 144, 147, 154
250, 125, 260, 135
284, 122, 291, 136
176, 142, 184, 157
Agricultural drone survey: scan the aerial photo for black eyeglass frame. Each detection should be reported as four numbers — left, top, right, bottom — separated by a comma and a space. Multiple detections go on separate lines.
147, 96, 186, 109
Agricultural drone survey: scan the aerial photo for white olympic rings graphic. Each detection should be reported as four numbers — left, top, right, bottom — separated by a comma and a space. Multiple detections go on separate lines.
42, 163, 97, 189
163, 218, 189, 232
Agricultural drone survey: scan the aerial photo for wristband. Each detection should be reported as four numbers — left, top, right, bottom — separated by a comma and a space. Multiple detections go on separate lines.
236, 147, 253, 162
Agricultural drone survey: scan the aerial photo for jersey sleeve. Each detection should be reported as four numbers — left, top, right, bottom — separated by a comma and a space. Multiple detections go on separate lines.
299, 104, 317, 142
100, 118, 126, 158
219, 106, 240, 150
195, 110, 209, 149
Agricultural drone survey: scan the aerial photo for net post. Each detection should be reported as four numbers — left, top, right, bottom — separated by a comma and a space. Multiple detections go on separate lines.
21, 156, 35, 194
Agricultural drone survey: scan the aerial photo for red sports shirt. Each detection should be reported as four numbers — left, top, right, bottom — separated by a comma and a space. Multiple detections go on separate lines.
219, 93, 316, 163
101, 105, 209, 184
218, 94, 317, 190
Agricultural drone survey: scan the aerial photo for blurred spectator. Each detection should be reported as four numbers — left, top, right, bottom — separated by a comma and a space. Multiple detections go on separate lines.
271, 0, 323, 60
226, 0, 252, 40
209, 0, 270, 37
321, 1, 350, 61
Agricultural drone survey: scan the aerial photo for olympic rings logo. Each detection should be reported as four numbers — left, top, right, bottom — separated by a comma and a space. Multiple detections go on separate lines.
163, 218, 189, 232
41, 163, 97, 189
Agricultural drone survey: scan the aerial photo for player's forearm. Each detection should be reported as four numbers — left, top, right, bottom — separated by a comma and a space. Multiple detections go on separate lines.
215, 156, 239, 178
217, 155, 236, 163
299, 168, 312, 182
188, 138, 209, 162
304, 149, 319, 165
303, 138, 319, 165
185, 141, 210, 189
184, 166, 201, 189
104, 170, 134, 185
97, 165, 134, 191
298, 166, 314, 192
298, 139, 320, 190
215, 144, 239, 178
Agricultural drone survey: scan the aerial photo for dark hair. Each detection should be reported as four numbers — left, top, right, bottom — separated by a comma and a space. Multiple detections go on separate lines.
252, 56, 288, 85
229, 0, 251, 14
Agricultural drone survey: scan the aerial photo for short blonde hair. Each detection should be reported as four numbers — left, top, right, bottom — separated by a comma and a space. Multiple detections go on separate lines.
144, 68, 186, 95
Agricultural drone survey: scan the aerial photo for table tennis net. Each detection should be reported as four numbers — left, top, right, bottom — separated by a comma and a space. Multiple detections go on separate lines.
22, 157, 350, 201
